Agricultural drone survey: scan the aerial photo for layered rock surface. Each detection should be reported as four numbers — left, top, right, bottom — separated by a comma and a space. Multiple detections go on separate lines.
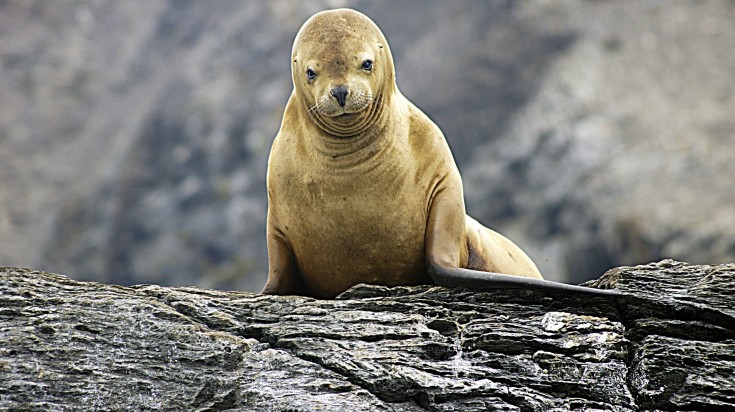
2, 260, 733, 411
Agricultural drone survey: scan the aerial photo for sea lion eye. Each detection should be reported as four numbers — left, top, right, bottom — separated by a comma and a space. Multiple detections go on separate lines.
306, 68, 317, 81
361, 60, 373, 71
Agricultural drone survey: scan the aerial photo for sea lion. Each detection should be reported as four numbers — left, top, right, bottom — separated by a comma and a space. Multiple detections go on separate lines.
261, 8, 619, 298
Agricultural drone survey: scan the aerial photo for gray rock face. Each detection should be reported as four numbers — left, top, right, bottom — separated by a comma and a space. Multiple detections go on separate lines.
2, 260, 733, 411
0, 1, 734, 289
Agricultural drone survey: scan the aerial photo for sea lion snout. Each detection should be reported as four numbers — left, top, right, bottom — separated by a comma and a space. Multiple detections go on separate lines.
330, 85, 349, 107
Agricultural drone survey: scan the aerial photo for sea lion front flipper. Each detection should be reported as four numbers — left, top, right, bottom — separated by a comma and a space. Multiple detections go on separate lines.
261, 227, 303, 295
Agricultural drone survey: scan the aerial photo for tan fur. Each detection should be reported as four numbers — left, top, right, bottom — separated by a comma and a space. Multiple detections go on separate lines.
262, 9, 541, 298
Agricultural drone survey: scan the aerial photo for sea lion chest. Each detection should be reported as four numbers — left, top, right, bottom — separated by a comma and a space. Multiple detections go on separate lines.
268, 128, 434, 296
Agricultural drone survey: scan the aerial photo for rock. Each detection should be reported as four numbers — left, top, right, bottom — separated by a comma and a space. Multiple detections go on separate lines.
2, 260, 733, 411
1, 1, 734, 290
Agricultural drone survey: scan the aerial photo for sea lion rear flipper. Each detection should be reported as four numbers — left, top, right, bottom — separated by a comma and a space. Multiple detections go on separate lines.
427, 264, 621, 296
425, 190, 620, 297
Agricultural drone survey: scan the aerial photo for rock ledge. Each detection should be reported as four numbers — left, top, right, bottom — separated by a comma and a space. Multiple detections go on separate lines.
1, 260, 733, 411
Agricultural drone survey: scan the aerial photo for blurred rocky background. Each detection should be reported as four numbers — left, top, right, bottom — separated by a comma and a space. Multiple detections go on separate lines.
0, 0, 733, 291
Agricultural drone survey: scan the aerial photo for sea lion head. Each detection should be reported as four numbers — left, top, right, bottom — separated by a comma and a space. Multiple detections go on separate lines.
291, 9, 395, 137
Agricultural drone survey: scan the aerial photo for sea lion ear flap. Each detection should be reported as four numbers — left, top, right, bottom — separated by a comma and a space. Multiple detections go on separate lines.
292, 54, 301, 75
291, 54, 302, 88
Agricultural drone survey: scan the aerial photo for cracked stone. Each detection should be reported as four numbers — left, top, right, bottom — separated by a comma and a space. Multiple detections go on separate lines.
1, 260, 734, 411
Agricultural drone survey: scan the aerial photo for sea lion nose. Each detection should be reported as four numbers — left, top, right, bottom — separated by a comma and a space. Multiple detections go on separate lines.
330, 85, 349, 107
